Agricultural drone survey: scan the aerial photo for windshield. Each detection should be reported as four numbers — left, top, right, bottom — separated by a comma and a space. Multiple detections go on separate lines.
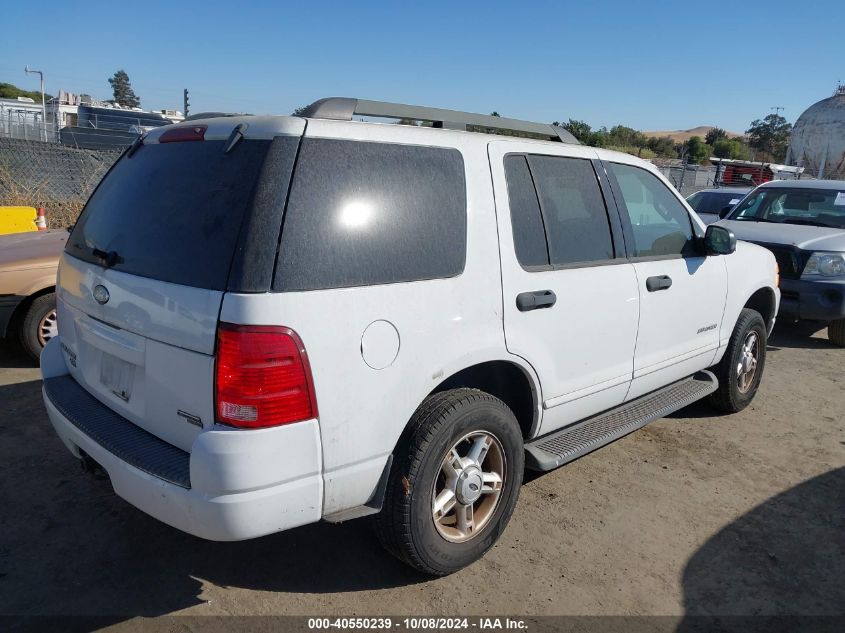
729, 187, 845, 228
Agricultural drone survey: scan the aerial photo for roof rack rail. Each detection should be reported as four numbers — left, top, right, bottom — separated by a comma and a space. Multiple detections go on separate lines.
299, 97, 579, 144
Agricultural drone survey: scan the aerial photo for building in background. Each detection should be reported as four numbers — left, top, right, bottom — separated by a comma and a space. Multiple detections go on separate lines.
60, 103, 172, 150
786, 85, 845, 180
157, 109, 184, 123
4, 90, 183, 149
45, 91, 84, 130
0, 96, 48, 141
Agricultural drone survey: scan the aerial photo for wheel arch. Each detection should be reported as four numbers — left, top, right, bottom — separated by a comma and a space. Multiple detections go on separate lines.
427, 359, 541, 440
743, 286, 777, 334
326, 356, 541, 524
6, 285, 55, 339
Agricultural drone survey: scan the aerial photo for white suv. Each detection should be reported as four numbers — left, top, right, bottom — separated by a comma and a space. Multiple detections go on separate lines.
41, 98, 779, 575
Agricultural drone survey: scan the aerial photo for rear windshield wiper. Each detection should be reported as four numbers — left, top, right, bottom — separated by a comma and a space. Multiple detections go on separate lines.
224, 123, 247, 154
92, 247, 122, 267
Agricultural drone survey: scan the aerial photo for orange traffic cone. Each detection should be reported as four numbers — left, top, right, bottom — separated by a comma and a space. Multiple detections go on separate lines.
36, 208, 47, 230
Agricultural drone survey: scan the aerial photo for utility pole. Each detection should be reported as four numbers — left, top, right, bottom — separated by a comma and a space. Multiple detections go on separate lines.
183, 88, 189, 118
24, 65, 46, 141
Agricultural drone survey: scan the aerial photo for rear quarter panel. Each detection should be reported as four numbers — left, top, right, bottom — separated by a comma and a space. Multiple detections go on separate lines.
11, 268, 57, 297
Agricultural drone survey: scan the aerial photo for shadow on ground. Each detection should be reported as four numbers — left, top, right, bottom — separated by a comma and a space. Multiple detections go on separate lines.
0, 370, 426, 620
0, 341, 37, 370
1, 322, 841, 621
768, 322, 836, 351
677, 467, 845, 629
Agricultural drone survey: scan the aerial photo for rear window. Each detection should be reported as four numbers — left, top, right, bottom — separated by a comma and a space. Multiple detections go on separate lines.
66, 139, 271, 290
274, 138, 466, 291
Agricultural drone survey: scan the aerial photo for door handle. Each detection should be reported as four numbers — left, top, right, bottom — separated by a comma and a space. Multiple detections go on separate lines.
646, 275, 673, 292
516, 290, 557, 312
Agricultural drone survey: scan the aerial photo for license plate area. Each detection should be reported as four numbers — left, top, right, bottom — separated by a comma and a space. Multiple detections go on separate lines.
100, 353, 135, 402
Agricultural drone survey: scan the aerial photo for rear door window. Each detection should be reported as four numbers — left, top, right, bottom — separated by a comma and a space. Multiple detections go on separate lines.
66, 139, 272, 290
528, 156, 615, 266
274, 138, 467, 291
504, 154, 615, 268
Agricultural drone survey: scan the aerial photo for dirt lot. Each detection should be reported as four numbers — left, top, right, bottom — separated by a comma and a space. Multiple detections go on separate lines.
0, 324, 842, 625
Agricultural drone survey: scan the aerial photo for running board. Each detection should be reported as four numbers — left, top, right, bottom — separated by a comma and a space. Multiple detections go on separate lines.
524, 371, 718, 471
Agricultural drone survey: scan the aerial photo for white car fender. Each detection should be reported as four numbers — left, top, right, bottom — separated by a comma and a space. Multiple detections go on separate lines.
714, 241, 780, 364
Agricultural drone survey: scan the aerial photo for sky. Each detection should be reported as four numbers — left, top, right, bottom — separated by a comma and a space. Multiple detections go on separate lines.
3, 0, 843, 133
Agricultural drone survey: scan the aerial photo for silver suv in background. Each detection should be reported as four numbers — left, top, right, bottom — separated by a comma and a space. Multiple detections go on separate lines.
719, 180, 845, 345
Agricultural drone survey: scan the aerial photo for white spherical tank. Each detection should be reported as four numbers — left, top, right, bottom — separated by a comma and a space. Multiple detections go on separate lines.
786, 86, 845, 179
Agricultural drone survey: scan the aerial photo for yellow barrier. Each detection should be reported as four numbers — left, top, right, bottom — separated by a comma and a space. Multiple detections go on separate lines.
0, 206, 38, 235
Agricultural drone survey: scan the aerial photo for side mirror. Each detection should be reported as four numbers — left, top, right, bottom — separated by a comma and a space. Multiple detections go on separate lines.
718, 205, 733, 219
705, 225, 736, 255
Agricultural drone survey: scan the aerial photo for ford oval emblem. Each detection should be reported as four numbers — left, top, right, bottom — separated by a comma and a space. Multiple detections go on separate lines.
93, 284, 110, 305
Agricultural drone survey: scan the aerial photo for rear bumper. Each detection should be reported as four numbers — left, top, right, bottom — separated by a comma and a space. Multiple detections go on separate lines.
778, 277, 845, 322
40, 336, 323, 541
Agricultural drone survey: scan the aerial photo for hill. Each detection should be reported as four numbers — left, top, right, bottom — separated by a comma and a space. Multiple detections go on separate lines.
0, 82, 53, 103
642, 126, 743, 142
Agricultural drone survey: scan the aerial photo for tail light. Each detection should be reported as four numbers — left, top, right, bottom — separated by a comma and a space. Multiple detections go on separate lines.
159, 125, 206, 143
215, 323, 317, 428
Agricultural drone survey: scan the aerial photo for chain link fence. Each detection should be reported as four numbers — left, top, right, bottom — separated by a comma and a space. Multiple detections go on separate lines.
653, 163, 718, 197
0, 137, 121, 228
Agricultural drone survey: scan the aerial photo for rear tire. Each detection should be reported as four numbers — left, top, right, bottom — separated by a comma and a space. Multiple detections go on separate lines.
829, 319, 845, 347
708, 308, 767, 413
375, 388, 524, 576
19, 293, 57, 362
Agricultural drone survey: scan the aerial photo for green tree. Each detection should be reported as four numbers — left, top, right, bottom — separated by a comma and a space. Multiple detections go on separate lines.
490, 111, 501, 117
291, 105, 310, 116
108, 70, 140, 108
712, 139, 734, 159
560, 118, 593, 144
746, 114, 792, 162
730, 139, 751, 161
608, 125, 647, 149
705, 127, 728, 145
684, 136, 711, 164
712, 138, 751, 160
646, 135, 679, 158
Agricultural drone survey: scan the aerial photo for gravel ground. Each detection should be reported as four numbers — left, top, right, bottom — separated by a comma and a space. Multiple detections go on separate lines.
0, 323, 842, 626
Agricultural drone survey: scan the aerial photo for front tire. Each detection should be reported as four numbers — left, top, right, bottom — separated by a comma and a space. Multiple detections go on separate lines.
708, 308, 767, 413
375, 388, 524, 576
19, 293, 57, 362
829, 319, 845, 347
